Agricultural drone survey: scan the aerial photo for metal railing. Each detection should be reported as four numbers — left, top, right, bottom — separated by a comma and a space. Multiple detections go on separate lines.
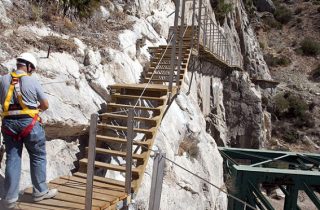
195, 0, 242, 67
168, 0, 243, 95
85, 111, 134, 210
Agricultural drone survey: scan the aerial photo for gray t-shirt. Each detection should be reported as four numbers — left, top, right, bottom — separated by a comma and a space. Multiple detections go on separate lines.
0, 70, 47, 108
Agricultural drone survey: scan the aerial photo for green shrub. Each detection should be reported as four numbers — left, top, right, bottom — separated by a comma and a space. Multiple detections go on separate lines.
277, 56, 291, 66
296, 17, 302, 23
60, 0, 100, 18
294, 7, 303, 15
274, 6, 293, 24
294, 112, 316, 128
264, 54, 291, 67
212, 0, 233, 24
313, 0, 320, 5
263, 16, 282, 29
286, 94, 308, 118
30, 0, 101, 19
283, 129, 299, 143
273, 93, 308, 118
273, 94, 290, 116
300, 38, 320, 56
30, 4, 43, 21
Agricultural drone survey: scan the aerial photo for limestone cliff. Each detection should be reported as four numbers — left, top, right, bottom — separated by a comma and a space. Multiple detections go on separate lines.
0, 0, 270, 209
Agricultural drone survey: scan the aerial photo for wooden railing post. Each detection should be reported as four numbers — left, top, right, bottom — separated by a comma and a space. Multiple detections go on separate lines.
190, 0, 196, 50
168, 0, 180, 102
123, 108, 134, 209
223, 40, 227, 61
209, 18, 212, 51
176, 0, 186, 89
215, 28, 219, 55
148, 153, 166, 210
203, 8, 208, 47
197, 0, 203, 52
85, 113, 98, 210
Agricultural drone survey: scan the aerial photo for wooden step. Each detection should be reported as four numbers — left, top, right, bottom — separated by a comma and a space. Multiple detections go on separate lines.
149, 49, 192, 54
148, 66, 186, 70
145, 78, 183, 82
100, 113, 159, 125
150, 62, 187, 65
151, 54, 190, 59
96, 135, 152, 146
111, 93, 166, 102
152, 49, 191, 54
97, 124, 155, 135
73, 172, 138, 191
148, 68, 186, 73
79, 158, 140, 175
148, 45, 191, 49
107, 103, 162, 112
109, 83, 169, 91
152, 53, 190, 58
152, 55, 189, 60
74, 172, 126, 188
86, 147, 146, 160
170, 29, 199, 33
147, 70, 185, 75
146, 73, 184, 78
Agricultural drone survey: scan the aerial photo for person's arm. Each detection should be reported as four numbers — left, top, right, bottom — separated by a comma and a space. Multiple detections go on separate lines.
38, 99, 49, 111
35, 79, 49, 111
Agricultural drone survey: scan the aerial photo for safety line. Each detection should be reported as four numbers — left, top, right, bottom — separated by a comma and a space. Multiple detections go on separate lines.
131, 138, 257, 210
161, 155, 257, 210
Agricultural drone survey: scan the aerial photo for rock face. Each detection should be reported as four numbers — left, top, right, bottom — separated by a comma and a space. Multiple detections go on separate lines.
186, 58, 265, 149
224, 0, 271, 79
223, 71, 264, 148
134, 92, 227, 210
0, 0, 271, 208
0, 0, 11, 25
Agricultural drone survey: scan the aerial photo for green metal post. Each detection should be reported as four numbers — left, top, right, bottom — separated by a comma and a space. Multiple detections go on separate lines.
303, 183, 320, 208
284, 185, 299, 210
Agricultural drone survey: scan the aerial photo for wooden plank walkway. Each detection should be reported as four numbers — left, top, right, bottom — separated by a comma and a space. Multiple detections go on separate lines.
9, 173, 126, 210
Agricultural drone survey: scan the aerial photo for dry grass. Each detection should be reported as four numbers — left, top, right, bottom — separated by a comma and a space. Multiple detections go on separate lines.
178, 136, 199, 159
3, 1, 134, 53
41, 36, 77, 53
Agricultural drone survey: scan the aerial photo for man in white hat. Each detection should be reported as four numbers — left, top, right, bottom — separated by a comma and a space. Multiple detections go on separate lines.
0, 53, 57, 209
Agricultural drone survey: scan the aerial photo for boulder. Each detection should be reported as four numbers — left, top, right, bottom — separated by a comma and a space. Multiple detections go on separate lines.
100, 6, 110, 19
0, 1, 11, 25
255, 0, 276, 13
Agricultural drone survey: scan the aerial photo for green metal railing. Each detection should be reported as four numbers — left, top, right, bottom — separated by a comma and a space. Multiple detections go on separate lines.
219, 147, 320, 210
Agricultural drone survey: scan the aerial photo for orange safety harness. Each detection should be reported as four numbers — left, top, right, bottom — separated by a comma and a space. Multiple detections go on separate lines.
1, 72, 40, 141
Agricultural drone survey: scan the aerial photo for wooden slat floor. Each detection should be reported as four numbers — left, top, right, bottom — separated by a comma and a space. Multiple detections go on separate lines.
11, 174, 127, 210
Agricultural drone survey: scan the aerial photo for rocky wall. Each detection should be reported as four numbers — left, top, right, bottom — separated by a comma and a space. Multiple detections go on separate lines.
0, 0, 272, 208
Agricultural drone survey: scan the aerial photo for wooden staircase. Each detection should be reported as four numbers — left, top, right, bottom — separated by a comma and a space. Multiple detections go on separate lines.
79, 26, 196, 196
79, 83, 170, 192
13, 26, 195, 210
